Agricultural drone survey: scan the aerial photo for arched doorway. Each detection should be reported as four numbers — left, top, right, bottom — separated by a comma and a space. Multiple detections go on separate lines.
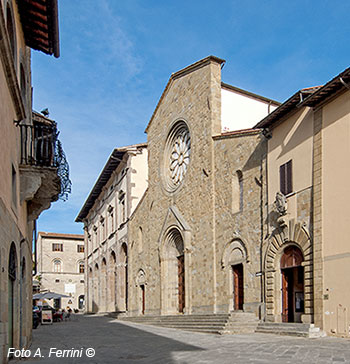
108, 251, 116, 312
121, 244, 128, 311
264, 222, 312, 324
88, 267, 93, 312
136, 269, 146, 315
100, 258, 107, 312
281, 246, 304, 323
161, 228, 185, 314
93, 263, 99, 312
221, 239, 248, 312
8, 243, 17, 351
20, 256, 26, 348
78, 295, 85, 310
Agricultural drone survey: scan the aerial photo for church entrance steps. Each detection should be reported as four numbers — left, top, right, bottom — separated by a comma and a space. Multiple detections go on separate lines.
255, 322, 325, 338
220, 311, 260, 334
114, 314, 230, 334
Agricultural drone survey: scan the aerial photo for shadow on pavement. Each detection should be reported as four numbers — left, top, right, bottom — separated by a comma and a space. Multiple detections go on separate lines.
25, 315, 204, 364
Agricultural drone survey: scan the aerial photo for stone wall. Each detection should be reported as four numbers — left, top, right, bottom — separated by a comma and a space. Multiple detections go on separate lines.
213, 132, 266, 315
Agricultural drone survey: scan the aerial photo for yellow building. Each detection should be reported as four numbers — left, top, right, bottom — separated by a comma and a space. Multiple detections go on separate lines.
0, 0, 67, 361
256, 67, 350, 336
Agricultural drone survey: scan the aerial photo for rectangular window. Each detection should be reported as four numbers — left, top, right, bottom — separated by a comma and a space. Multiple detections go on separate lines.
52, 243, 63, 252
12, 165, 17, 207
119, 192, 126, 223
77, 245, 84, 253
280, 160, 292, 195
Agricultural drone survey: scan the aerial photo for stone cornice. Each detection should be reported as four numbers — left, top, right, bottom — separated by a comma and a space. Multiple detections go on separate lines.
0, 3, 25, 120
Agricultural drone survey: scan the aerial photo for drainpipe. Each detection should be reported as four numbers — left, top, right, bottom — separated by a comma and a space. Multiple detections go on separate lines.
33, 220, 37, 276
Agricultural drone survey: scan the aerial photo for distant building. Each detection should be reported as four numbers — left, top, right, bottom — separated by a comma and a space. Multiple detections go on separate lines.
76, 143, 148, 314
36, 232, 85, 310
0, 0, 67, 361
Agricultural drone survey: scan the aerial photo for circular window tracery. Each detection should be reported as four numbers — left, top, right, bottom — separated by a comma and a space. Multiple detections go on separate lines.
163, 121, 191, 192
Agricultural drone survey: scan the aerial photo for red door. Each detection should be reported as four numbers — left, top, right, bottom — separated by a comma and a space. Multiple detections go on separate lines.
281, 269, 289, 322
233, 264, 243, 310
141, 285, 145, 315
178, 255, 185, 313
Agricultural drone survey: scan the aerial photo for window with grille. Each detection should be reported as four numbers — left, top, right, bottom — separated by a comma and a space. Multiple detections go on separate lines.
52, 243, 63, 252
77, 245, 84, 253
53, 260, 62, 273
280, 160, 293, 195
79, 262, 84, 274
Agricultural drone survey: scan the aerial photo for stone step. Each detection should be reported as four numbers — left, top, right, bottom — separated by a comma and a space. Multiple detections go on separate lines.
116, 314, 229, 334
256, 322, 324, 338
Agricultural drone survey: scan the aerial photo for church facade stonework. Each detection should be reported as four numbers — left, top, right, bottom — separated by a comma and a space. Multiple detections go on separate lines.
128, 57, 275, 318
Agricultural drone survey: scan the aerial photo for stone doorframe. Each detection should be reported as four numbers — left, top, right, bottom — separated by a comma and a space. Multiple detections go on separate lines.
221, 238, 249, 311
159, 206, 192, 315
136, 269, 147, 315
264, 221, 313, 323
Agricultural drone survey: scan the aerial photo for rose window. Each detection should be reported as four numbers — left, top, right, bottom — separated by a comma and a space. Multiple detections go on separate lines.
170, 131, 190, 185
163, 121, 191, 192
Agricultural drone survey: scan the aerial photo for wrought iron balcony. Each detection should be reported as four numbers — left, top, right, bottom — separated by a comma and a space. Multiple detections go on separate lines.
19, 120, 71, 201
20, 123, 57, 167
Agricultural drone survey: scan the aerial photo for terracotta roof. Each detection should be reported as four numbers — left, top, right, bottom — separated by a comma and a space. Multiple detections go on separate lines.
213, 128, 262, 140
75, 143, 147, 223
254, 86, 322, 129
302, 67, 350, 107
38, 232, 84, 240
17, 0, 60, 57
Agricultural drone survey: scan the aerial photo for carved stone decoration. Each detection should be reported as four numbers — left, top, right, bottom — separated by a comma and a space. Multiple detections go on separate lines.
274, 192, 287, 227
163, 121, 191, 192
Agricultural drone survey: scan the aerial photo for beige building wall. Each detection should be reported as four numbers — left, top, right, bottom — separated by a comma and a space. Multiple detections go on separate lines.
76, 145, 148, 314
0, 1, 62, 362
321, 91, 350, 336
264, 106, 314, 324
36, 233, 85, 310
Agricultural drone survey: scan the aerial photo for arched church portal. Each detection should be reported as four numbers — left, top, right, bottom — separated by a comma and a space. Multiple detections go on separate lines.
264, 223, 312, 324
161, 228, 185, 314
281, 246, 304, 323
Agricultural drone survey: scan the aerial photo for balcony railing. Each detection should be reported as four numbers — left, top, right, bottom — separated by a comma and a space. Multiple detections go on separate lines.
19, 123, 72, 200
20, 123, 57, 167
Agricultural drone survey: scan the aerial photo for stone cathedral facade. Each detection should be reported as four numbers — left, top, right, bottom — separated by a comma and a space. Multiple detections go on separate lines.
80, 56, 350, 337
127, 56, 279, 318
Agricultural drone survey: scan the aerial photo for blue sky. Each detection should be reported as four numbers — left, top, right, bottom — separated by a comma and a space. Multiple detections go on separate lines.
32, 0, 350, 235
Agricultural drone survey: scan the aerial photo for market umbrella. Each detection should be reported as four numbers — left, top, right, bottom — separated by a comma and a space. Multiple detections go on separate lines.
33, 292, 69, 300
41, 292, 70, 299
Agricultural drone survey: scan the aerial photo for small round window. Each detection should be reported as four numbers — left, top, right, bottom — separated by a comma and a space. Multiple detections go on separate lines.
163, 121, 191, 192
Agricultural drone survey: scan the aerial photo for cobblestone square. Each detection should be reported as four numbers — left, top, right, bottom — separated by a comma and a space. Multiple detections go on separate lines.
18, 315, 350, 364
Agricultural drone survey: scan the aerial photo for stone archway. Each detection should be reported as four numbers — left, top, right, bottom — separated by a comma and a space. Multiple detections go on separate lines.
160, 227, 185, 315
93, 263, 99, 313
8, 242, 17, 351
88, 267, 93, 312
221, 239, 248, 311
107, 251, 116, 312
116, 243, 128, 312
100, 258, 107, 312
136, 269, 147, 315
264, 222, 312, 323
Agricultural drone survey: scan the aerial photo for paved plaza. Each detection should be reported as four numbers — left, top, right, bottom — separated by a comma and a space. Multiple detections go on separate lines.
17, 315, 350, 364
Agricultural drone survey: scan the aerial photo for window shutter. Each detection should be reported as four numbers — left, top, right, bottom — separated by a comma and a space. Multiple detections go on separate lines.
280, 164, 286, 194
287, 160, 292, 194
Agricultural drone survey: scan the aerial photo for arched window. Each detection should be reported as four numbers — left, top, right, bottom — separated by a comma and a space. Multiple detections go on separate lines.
78, 261, 84, 274
53, 259, 62, 273
232, 170, 243, 213
20, 64, 26, 104
6, 4, 16, 63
